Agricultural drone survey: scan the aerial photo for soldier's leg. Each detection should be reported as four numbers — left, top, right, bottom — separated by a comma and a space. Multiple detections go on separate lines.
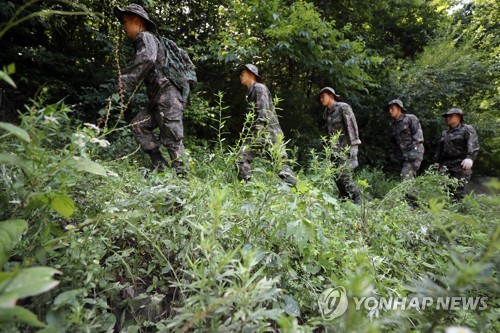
277, 148, 297, 186
161, 119, 187, 174
401, 159, 423, 206
156, 85, 188, 174
130, 108, 168, 170
237, 144, 257, 181
266, 132, 297, 186
335, 168, 361, 203
449, 165, 472, 201
401, 158, 422, 180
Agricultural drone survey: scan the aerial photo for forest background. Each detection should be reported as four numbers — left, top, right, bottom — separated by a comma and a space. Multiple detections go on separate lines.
1, 0, 498, 175
0, 0, 499, 332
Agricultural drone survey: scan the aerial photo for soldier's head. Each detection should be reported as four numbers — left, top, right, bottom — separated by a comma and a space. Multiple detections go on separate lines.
237, 64, 261, 88
318, 87, 339, 108
114, 4, 157, 39
442, 108, 464, 128
386, 99, 406, 120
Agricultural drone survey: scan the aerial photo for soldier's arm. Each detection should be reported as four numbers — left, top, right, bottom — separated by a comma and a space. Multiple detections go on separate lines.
341, 104, 362, 146
389, 125, 398, 160
409, 115, 424, 144
465, 126, 480, 160
434, 131, 445, 163
253, 85, 272, 130
118, 32, 158, 91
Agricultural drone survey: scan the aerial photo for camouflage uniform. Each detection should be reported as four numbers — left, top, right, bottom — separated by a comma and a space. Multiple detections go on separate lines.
435, 119, 479, 200
389, 113, 425, 179
237, 82, 296, 186
115, 8, 186, 172
323, 100, 361, 202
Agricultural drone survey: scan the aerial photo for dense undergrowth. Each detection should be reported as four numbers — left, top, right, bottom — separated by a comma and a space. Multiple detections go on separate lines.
0, 99, 498, 333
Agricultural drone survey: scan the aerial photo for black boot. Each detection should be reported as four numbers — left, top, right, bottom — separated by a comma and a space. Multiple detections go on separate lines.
146, 149, 169, 172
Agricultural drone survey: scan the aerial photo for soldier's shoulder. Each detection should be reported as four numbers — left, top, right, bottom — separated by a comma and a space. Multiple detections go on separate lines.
136, 31, 157, 43
462, 124, 478, 134
405, 113, 420, 121
336, 102, 352, 112
253, 82, 269, 92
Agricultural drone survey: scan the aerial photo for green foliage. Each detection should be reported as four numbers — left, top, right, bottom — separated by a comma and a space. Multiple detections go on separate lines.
1, 2, 499, 331
0, 98, 498, 332
0, 219, 60, 329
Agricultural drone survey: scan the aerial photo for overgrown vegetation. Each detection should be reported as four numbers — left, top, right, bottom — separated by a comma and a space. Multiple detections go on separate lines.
0, 97, 498, 332
0, 0, 499, 332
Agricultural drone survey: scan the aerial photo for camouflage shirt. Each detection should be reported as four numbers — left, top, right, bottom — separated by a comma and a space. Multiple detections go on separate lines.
118, 31, 172, 102
390, 113, 424, 160
435, 123, 479, 163
323, 102, 361, 153
246, 83, 284, 137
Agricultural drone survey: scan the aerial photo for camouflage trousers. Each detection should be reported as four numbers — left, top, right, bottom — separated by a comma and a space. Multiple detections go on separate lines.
400, 158, 423, 180
237, 135, 296, 186
333, 159, 360, 203
442, 160, 472, 200
400, 144, 424, 180
130, 81, 187, 171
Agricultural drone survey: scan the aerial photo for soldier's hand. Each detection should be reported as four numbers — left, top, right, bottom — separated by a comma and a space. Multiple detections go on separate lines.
349, 145, 359, 157
461, 158, 473, 171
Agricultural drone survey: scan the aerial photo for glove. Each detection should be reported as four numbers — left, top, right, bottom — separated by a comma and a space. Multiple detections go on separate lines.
349, 145, 358, 157
349, 145, 359, 169
461, 158, 473, 171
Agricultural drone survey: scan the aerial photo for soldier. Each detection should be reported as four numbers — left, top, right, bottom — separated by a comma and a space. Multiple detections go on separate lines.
435, 108, 479, 200
236, 64, 297, 186
319, 87, 361, 203
386, 99, 424, 179
114, 4, 187, 174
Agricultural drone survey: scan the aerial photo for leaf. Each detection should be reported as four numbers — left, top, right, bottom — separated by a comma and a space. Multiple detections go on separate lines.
0, 290, 17, 307
282, 295, 300, 316
0, 153, 33, 175
322, 191, 338, 205
66, 158, 107, 176
49, 194, 75, 219
29, 193, 74, 218
0, 219, 28, 267
0, 306, 46, 327
53, 289, 85, 308
0, 69, 16, 88
0, 267, 61, 299
0, 122, 30, 142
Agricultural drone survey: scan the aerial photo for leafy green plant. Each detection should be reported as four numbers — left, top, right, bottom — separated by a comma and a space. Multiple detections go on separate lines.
0, 219, 60, 330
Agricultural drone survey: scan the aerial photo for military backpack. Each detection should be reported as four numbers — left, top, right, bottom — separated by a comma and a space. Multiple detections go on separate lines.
155, 35, 197, 102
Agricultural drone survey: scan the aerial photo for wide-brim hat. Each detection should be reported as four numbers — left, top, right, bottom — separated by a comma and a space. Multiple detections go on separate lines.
318, 87, 340, 100
237, 64, 262, 82
114, 4, 157, 32
442, 108, 464, 119
386, 99, 407, 112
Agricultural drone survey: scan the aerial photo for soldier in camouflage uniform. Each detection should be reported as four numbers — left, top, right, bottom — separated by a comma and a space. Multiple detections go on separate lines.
386, 99, 424, 180
114, 4, 187, 174
236, 64, 297, 186
435, 108, 479, 200
319, 87, 361, 203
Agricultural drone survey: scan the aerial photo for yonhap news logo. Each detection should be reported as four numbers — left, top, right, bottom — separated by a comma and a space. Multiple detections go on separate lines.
318, 286, 349, 320
318, 286, 488, 320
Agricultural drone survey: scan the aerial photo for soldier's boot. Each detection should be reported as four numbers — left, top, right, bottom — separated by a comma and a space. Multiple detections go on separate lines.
278, 165, 297, 187
237, 162, 252, 182
146, 149, 169, 172
172, 160, 187, 177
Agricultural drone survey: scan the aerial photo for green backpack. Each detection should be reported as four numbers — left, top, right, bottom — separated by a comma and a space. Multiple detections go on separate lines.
156, 36, 197, 102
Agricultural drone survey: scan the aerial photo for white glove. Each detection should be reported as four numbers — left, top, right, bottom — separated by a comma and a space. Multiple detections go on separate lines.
461, 158, 473, 171
349, 146, 359, 169
349, 145, 359, 157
